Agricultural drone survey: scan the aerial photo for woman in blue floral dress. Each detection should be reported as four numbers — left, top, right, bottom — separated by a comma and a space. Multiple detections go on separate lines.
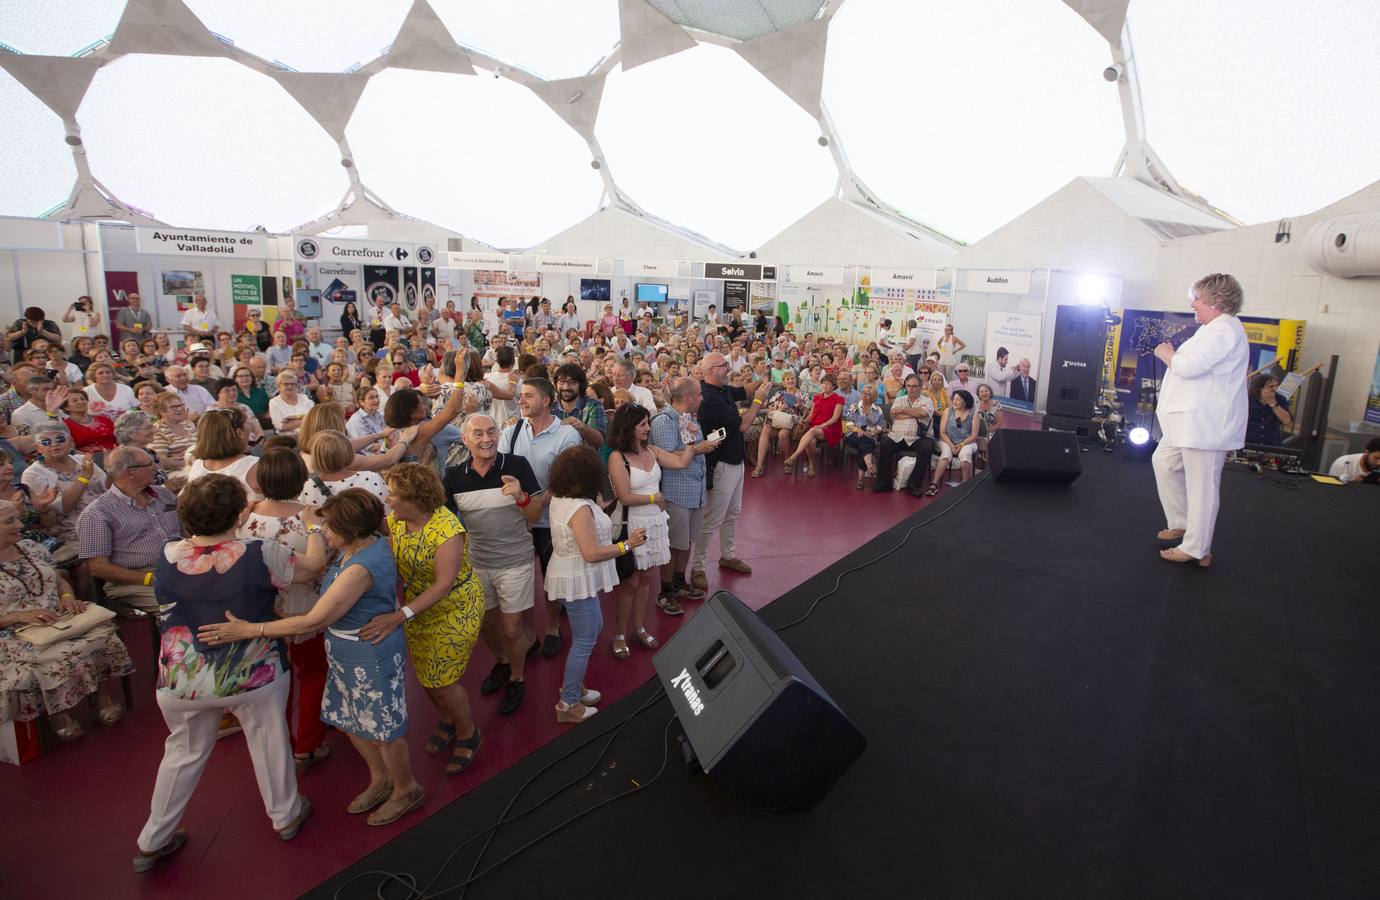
200, 487, 426, 828
135, 475, 326, 873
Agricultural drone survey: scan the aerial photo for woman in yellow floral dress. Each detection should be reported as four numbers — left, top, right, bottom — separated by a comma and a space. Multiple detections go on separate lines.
360, 463, 484, 776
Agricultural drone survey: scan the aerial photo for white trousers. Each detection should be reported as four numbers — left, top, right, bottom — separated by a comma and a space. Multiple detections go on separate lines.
138, 674, 301, 852
1152, 440, 1227, 559
692, 461, 744, 571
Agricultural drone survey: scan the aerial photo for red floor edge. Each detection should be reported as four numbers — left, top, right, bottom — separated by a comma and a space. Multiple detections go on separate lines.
0, 427, 1027, 900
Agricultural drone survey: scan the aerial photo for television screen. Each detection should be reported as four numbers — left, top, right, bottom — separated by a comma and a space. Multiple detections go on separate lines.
580, 278, 610, 302
635, 283, 669, 303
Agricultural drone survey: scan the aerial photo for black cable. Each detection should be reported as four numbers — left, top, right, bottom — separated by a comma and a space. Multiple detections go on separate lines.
329, 686, 667, 900
773, 469, 990, 633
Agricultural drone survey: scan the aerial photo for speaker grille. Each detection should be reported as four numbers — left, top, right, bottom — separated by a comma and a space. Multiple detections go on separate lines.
721, 595, 789, 680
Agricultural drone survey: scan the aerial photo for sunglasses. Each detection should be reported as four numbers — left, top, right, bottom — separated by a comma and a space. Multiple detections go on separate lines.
37, 436, 69, 446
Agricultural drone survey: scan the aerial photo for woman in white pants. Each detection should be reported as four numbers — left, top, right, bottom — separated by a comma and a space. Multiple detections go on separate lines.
134, 475, 327, 872
1151, 273, 1249, 567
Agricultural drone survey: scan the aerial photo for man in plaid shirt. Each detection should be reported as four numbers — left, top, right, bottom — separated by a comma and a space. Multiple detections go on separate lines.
649, 377, 720, 615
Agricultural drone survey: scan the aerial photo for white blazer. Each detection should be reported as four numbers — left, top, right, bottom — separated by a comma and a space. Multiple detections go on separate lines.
1156, 314, 1249, 451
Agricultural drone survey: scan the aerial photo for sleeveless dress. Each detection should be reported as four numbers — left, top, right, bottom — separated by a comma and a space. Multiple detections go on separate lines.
186, 455, 262, 503
627, 461, 671, 570
319, 538, 409, 742
387, 509, 483, 689
545, 497, 618, 601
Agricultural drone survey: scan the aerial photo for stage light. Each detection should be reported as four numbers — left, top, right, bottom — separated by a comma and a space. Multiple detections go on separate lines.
1077, 274, 1108, 305
1128, 427, 1150, 446
1103, 63, 1123, 82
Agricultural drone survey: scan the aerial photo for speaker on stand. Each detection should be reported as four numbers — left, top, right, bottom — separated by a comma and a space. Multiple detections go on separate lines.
1043, 305, 1109, 438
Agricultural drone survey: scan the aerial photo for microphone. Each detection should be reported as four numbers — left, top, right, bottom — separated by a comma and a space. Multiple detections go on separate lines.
1168, 325, 1198, 349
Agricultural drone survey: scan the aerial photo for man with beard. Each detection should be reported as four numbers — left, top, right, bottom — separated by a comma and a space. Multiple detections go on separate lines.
552, 363, 605, 449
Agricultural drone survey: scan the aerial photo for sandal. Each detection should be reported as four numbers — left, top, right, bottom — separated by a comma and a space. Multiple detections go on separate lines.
805, 464, 815, 478
925, 483, 939, 497
612, 634, 630, 659
445, 727, 482, 776
293, 744, 332, 771
630, 627, 659, 650
783, 462, 794, 474
367, 786, 425, 827
855, 475, 865, 490
425, 721, 457, 755
96, 698, 125, 726
347, 779, 393, 815
656, 594, 684, 616
751, 467, 765, 478
51, 713, 84, 741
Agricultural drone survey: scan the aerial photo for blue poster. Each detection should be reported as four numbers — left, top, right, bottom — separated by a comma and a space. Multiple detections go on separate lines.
1366, 345, 1380, 427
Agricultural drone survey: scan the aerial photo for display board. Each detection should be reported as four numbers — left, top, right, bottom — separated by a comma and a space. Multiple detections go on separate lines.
1366, 344, 1380, 427
980, 310, 1044, 412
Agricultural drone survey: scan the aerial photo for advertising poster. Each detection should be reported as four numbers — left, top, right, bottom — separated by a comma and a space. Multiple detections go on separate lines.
364, 266, 401, 308
910, 300, 951, 360
402, 266, 419, 311
473, 269, 540, 301
230, 274, 262, 331
983, 310, 1043, 411
161, 269, 203, 311
420, 268, 437, 306
1366, 345, 1380, 427
749, 280, 776, 312
314, 263, 360, 309
723, 280, 748, 312
1105, 310, 1306, 416
105, 271, 139, 318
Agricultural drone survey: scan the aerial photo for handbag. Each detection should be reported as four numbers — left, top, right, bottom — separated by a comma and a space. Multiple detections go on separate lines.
14, 603, 116, 648
607, 455, 637, 581
770, 410, 795, 430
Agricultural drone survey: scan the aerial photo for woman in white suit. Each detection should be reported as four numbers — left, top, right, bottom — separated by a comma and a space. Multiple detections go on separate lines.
1151, 273, 1249, 566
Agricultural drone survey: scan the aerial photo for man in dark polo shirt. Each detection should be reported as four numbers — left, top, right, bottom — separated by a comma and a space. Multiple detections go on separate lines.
444, 414, 543, 715
691, 352, 771, 591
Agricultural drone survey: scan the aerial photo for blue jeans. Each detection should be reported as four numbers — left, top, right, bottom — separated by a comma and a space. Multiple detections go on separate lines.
560, 596, 603, 705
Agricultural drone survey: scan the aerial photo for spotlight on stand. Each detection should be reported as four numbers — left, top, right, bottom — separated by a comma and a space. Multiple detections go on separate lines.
1124, 426, 1156, 461
1077, 274, 1109, 305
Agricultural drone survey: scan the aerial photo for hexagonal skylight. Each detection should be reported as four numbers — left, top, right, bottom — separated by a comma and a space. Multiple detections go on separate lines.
648, 0, 826, 42
430, 0, 619, 80
77, 55, 349, 229
0, 69, 78, 216
598, 43, 837, 251
346, 68, 604, 249
0, 0, 124, 55
183, 0, 411, 72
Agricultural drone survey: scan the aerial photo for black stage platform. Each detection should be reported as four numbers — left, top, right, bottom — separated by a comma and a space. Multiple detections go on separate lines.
313, 453, 1380, 900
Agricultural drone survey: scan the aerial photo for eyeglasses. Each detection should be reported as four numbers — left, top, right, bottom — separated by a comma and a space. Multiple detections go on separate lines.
37, 436, 69, 446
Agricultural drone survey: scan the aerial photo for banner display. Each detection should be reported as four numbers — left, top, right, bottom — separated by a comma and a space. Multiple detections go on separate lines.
402, 266, 419, 311
294, 235, 415, 265
909, 300, 952, 360
104, 271, 139, 320
363, 266, 401, 307
473, 269, 540, 301
958, 269, 1032, 294
447, 251, 510, 270
230, 274, 262, 331
312, 263, 361, 307
981, 310, 1043, 411
137, 226, 268, 259
1104, 310, 1308, 420
1366, 345, 1380, 427
869, 267, 938, 291
420, 268, 437, 306
785, 265, 845, 286
723, 280, 748, 311
626, 258, 681, 278
534, 255, 597, 274
749, 281, 776, 311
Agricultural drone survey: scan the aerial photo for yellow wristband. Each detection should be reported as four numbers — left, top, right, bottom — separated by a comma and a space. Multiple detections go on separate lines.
752, 398, 763, 405
144, 571, 153, 586
77, 476, 90, 485
648, 493, 656, 505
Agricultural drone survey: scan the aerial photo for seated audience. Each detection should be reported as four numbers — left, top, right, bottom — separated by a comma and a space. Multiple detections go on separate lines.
875, 374, 936, 497
149, 393, 197, 490
77, 446, 180, 613
783, 373, 845, 477
935, 389, 979, 490
844, 385, 886, 489
269, 370, 313, 433
1328, 436, 1380, 484
186, 406, 261, 501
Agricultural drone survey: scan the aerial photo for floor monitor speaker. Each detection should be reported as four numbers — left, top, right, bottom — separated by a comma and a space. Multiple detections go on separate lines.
653, 591, 866, 810
988, 429, 1082, 484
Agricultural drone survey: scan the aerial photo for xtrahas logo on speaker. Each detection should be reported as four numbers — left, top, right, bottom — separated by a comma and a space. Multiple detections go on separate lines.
1061, 359, 1088, 368
670, 668, 705, 716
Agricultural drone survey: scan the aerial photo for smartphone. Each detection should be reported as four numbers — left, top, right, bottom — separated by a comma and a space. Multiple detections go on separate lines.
707, 427, 727, 443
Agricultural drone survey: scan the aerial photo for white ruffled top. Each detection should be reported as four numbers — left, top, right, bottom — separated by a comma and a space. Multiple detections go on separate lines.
545, 497, 619, 601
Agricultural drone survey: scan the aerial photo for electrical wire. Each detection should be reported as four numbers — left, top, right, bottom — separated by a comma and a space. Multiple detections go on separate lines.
773, 470, 990, 633
332, 471, 991, 899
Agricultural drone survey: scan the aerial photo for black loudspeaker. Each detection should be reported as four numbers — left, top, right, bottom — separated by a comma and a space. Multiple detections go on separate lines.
1046, 305, 1108, 419
653, 591, 866, 810
988, 429, 1082, 484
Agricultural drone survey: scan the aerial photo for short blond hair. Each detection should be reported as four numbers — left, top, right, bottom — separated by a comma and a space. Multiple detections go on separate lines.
309, 430, 354, 474
1192, 273, 1244, 316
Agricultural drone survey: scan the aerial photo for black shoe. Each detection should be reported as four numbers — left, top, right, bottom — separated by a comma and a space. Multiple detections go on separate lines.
873, 485, 893, 493
499, 680, 526, 716
904, 483, 927, 497
525, 637, 541, 658
541, 632, 562, 658
480, 662, 510, 696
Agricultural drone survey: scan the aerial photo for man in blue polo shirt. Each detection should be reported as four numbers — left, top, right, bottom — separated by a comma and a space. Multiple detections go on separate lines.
649, 377, 720, 614
500, 377, 581, 656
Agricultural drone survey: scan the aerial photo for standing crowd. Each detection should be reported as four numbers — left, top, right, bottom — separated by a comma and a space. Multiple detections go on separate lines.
0, 289, 1013, 871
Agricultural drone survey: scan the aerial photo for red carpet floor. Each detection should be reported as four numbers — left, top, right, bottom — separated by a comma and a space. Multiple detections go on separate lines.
0, 445, 991, 899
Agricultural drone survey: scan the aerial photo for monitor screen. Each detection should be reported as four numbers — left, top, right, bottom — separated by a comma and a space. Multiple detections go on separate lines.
579, 278, 610, 302
635, 283, 669, 303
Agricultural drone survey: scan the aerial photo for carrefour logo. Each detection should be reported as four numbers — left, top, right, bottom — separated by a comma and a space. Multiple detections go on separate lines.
297, 238, 320, 260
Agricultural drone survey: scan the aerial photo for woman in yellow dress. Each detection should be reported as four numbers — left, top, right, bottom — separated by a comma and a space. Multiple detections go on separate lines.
359, 463, 484, 776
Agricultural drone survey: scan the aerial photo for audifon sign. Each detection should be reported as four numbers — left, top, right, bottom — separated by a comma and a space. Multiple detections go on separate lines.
957, 269, 1032, 294
703, 262, 777, 281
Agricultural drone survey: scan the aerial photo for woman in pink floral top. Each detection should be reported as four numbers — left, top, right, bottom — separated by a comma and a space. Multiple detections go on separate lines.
134, 474, 326, 873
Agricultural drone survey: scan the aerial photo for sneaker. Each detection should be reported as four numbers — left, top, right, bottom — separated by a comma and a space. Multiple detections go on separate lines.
480, 661, 511, 696
216, 712, 242, 740
656, 594, 685, 616
690, 570, 709, 591
556, 700, 597, 724
673, 583, 706, 602
498, 680, 526, 716
718, 557, 753, 574
133, 830, 187, 873
580, 688, 602, 706
276, 795, 311, 841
